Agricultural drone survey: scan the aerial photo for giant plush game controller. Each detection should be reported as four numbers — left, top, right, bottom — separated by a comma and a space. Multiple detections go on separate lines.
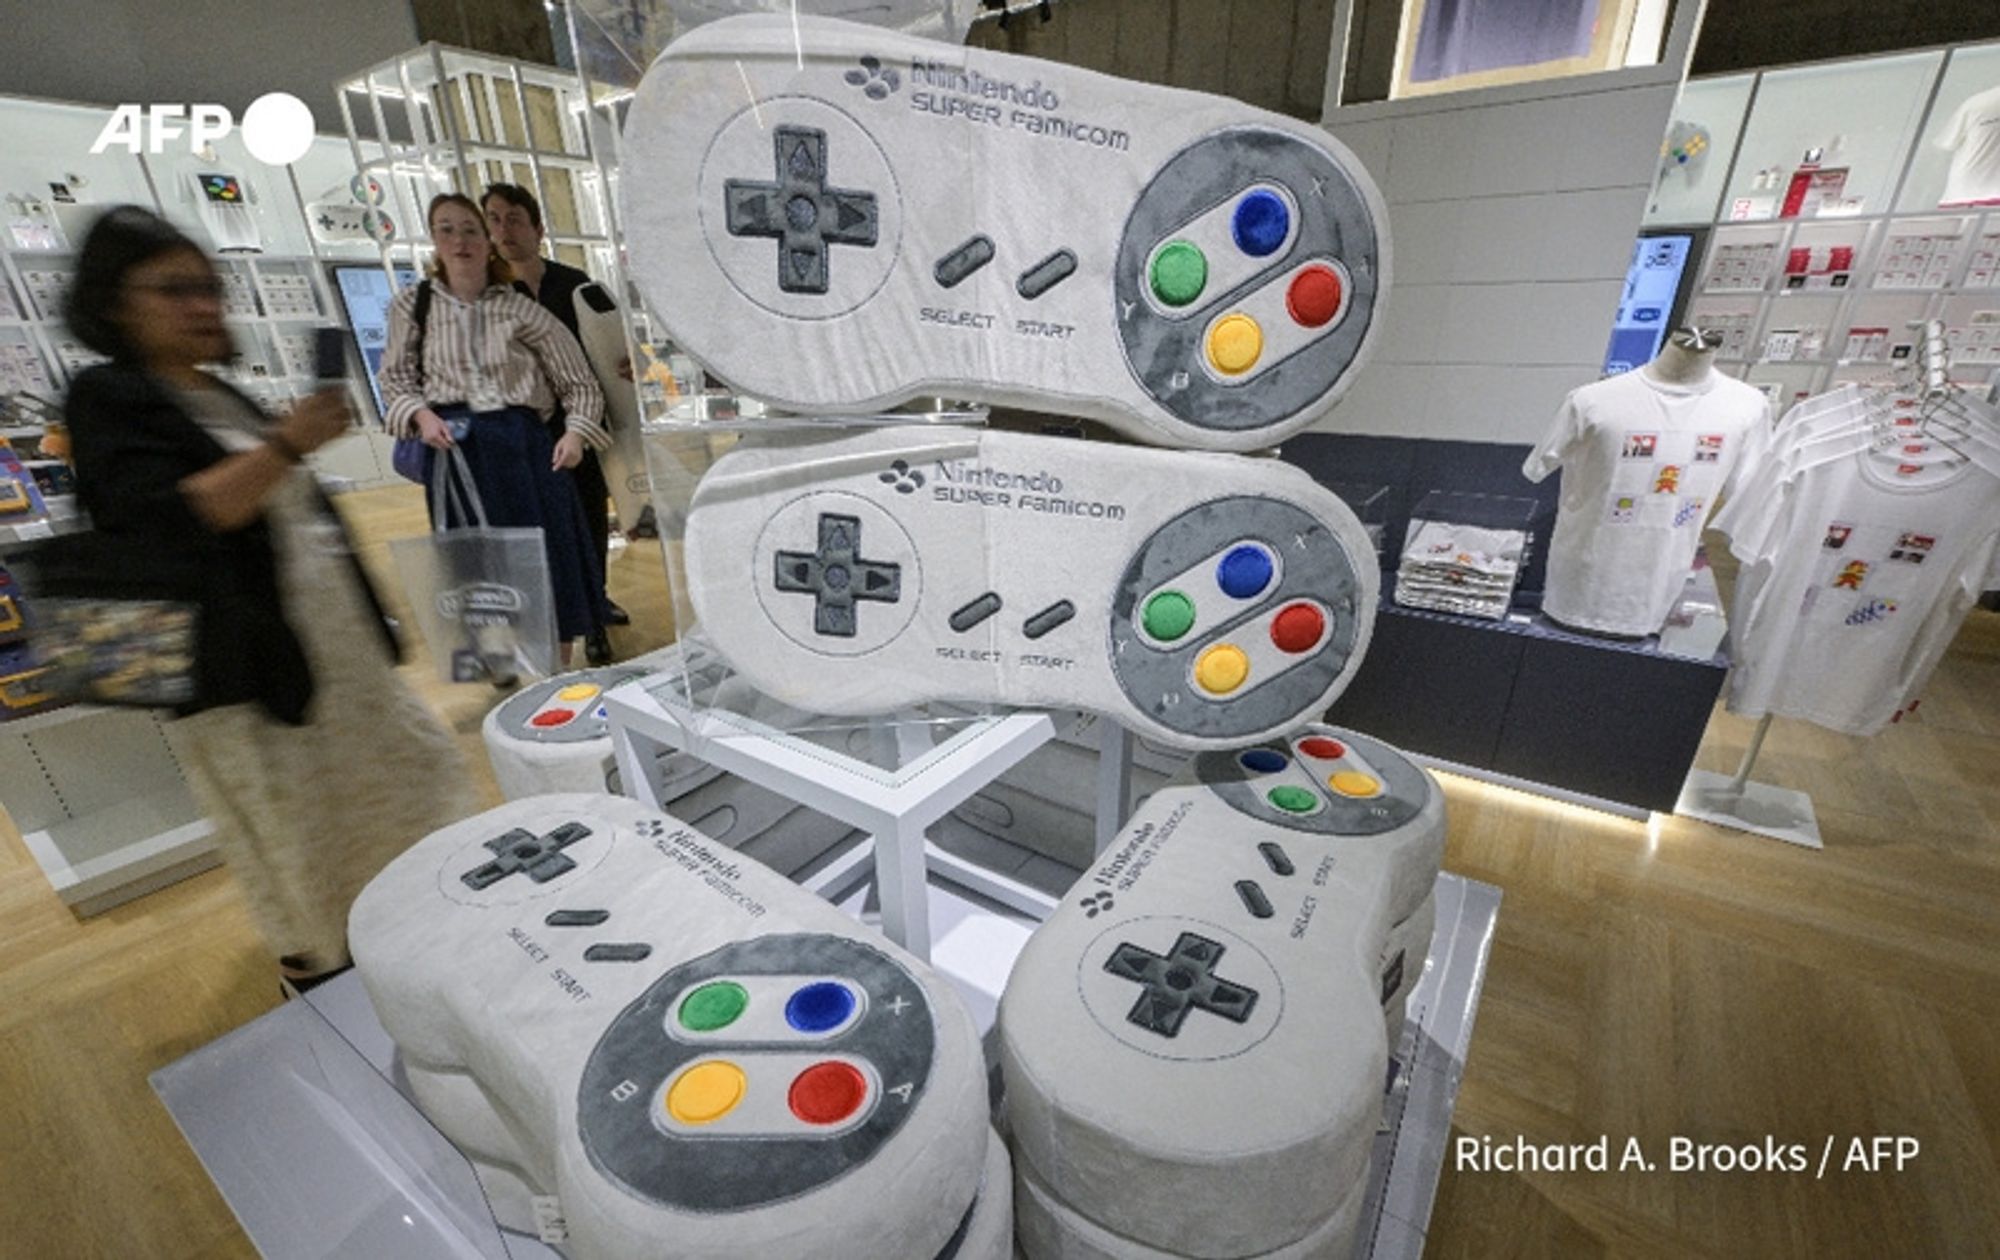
998, 726, 1444, 1259
623, 14, 1389, 452
348, 794, 1008, 1259
682, 426, 1377, 751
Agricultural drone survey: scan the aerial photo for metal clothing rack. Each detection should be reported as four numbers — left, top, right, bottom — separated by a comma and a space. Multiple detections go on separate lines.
1678, 321, 1969, 848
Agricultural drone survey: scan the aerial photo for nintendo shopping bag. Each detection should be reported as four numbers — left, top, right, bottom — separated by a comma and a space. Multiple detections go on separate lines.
390, 446, 557, 684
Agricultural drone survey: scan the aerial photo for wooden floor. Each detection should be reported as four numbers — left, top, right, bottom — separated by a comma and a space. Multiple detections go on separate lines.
1, 485, 1995, 1259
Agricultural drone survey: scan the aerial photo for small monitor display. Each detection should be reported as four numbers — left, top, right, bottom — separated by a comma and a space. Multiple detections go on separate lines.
329, 263, 418, 421
1603, 229, 1705, 376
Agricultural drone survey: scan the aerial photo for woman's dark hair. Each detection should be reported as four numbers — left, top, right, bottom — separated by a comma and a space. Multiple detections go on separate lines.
65, 205, 211, 362
426, 192, 513, 288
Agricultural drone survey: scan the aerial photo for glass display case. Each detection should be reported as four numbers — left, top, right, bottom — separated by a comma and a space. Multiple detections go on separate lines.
1644, 73, 1755, 228
1721, 51, 1942, 223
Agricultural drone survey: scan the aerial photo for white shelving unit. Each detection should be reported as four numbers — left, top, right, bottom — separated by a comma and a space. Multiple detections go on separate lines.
1649, 41, 2000, 407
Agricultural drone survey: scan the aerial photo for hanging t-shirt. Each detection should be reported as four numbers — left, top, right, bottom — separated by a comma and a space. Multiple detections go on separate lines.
1713, 424, 2000, 736
1523, 368, 1771, 636
1936, 83, 2000, 208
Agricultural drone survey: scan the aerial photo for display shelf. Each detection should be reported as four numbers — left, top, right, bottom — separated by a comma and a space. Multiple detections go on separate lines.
1660, 41, 2000, 401
0, 704, 219, 917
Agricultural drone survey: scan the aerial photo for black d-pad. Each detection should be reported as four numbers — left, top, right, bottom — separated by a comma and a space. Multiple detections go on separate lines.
774, 513, 902, 638
1104, 932, 1258, 1039
725, 125, 878, 295
460, 822, 592, 890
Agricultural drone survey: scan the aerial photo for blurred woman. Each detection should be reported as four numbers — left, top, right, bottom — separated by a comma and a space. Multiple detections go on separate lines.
378, 193, 611, 676
62, 205, 478, 991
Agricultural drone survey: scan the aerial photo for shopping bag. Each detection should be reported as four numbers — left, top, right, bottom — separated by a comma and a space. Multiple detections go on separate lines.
390, 446, 558, 684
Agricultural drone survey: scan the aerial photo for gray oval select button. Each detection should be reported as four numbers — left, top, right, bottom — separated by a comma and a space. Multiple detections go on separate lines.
935, 235, 995, 288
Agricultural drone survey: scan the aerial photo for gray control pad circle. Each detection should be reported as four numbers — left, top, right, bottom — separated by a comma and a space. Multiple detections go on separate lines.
699, 97, 903, 320
579, 933, 937, 1212
1107, 496, 1366, 742
1078, 916, 1284, 1062
1113, 127, 1382, 434
753, 491, 922, 656
1198, 728, 1429, 835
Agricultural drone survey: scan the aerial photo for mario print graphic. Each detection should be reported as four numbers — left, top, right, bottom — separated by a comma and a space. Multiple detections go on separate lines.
1890, 532, 1936, 564
1652, 464, 1683, 495
1621, 432, 1658, 460
1694, 434, 1725, 464
1607, 494, 1638, 524
1822, 524, 1852, 550
1832, 560, 1870, 591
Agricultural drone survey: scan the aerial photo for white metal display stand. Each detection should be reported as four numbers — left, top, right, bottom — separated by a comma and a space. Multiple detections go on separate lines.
151, 875, 1498, 1260
600, 676, 1060, 961
1674, 712, 1825, 849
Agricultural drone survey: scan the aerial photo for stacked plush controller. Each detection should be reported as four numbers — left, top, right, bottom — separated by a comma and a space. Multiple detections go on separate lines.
349, 794, 1011, 1260
1002, 725, 1444, 1259
547, 13, 1417, 1258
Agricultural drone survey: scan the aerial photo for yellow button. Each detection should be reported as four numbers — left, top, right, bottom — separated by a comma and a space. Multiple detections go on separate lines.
1194, 644, 1251, 694
1329, 771, 1381, 798
558, 683, 602, 702
1207, 314, 1264, 376
665, 1060, 746, 1125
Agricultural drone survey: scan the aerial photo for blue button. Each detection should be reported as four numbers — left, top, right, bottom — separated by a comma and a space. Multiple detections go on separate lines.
1239, 749, 1288, 774
785, 981, 857, 1033
1232, 191, 1290, 257
1216, 545, 1274, 599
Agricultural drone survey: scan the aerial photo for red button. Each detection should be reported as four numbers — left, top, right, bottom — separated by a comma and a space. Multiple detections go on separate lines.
530, 708, 577, 728
1297, 736, 1347, 760
1269, 603, 1326, 654
1286, 266, 1342, 328
788, 1061, 868, 1125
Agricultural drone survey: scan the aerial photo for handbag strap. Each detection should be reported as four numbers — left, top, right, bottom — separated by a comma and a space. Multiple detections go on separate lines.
428, 443, 491, 532
412, 279, 432, 393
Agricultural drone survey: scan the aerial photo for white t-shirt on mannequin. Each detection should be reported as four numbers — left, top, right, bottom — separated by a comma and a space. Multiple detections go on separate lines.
1936, 83, 2000, 208
1524, 368, 1770, 636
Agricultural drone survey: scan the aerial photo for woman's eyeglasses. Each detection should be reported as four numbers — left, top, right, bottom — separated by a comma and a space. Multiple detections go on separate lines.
129, 278, 227, 301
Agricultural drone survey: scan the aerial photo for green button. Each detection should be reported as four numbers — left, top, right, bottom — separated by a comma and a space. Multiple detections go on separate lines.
1268, 786, 1318, 814
1142, 591, 1196, 641
679, 981, 749, 1032
1150, 241, 1208, 307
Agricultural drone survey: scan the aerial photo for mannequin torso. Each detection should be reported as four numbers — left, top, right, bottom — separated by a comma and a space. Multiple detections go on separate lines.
1643, 327, 1718, 388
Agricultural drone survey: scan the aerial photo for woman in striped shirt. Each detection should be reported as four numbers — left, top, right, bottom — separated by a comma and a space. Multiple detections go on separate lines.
379, 193, 612, 676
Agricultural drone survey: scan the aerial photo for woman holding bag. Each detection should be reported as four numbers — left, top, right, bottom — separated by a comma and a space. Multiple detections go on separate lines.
61, 206, 478, 992
378, 194, 612, 679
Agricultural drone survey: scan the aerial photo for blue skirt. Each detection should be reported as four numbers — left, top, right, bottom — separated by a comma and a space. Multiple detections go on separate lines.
424, 405, 609, 640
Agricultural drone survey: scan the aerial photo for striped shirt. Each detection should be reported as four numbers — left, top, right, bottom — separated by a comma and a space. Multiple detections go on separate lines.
378, 282, 608, 448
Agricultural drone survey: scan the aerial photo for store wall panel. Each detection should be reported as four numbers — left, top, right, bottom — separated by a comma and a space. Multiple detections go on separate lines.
1439, 279, 1628, 367
3, 0, 418, 129
1319, 74, 1677, 441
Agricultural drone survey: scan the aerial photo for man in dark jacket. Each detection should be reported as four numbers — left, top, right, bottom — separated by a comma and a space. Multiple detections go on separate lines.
483, 182, 629, 665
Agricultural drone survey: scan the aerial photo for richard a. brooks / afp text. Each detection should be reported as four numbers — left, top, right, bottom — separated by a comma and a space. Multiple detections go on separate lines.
1456, 1133, 1922, 1177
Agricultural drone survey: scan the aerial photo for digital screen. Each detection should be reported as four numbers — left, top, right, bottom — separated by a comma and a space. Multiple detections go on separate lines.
1603, 230, 1703, 377
329, 264, 418, 421
198, 174, 244, 204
